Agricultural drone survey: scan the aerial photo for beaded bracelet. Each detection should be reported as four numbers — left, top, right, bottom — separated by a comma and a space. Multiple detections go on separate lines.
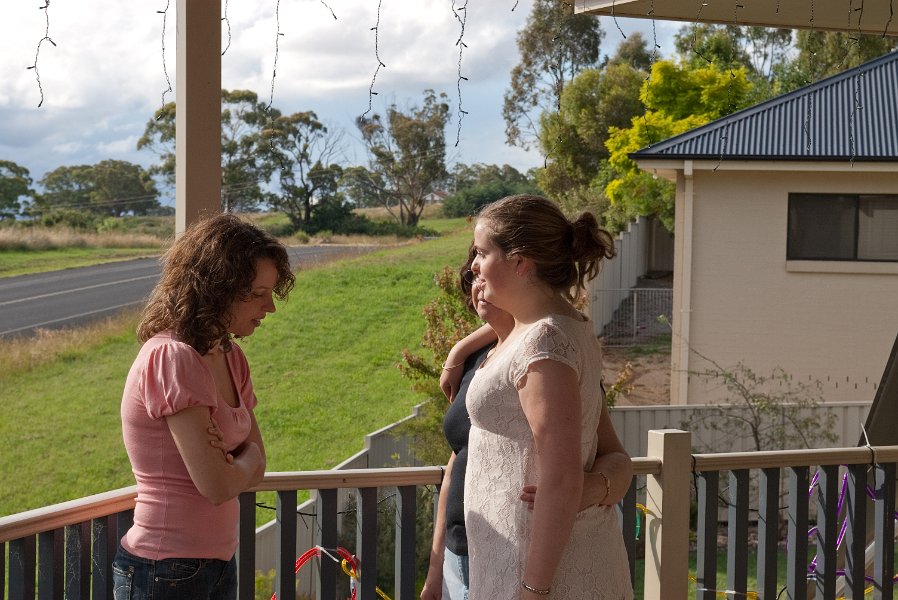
597, 470, 611, 504
441, 360, 464, 371
521, 581, 551, 595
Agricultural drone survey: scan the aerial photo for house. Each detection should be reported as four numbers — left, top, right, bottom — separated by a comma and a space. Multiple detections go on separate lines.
631, 51, 898, 405
422, 190, 449, 204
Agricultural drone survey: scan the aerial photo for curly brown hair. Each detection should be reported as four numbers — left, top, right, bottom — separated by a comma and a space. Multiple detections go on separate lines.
137, 214, 295, 353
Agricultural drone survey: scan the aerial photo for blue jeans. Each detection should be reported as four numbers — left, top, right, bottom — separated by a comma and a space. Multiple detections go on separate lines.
112, 544, 237, 600
442, 547, 469, 600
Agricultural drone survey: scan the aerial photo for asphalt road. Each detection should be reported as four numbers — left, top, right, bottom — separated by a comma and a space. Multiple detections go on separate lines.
0, 246, 368, 339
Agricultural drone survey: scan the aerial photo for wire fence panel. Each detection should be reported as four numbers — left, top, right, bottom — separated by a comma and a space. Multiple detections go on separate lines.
596, 288, 673, 347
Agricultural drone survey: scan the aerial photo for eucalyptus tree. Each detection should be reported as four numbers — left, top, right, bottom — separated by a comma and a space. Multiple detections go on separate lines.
137, 89, 278, 213
356, 90, 450, 227
262, 110, 345, 231
220, 89, 275, 213
33, 160, 159, 217
774, 30, 898, 92
339, 166, 390, 209
535, 34, 648, 212
502, 0, 604, 150
0, 160, 33, 219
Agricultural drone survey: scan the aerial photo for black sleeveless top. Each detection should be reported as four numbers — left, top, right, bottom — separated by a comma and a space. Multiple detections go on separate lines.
442, 343, 492, 555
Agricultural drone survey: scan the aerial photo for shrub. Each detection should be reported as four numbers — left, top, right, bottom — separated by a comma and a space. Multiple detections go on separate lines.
395, 265, 480, 465
38, 209, 99, 230
442, 180, 540, 218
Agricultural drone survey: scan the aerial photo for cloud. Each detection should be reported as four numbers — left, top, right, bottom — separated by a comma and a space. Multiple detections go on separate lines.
0, 1, 678, 183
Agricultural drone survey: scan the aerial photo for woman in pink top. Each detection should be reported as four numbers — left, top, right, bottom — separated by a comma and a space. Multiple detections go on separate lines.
113, 214, 295, 600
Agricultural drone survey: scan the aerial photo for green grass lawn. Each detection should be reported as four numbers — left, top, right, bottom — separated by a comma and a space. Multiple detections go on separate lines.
0, 224, 474, 521
629, 546, 825, 599
0, 247, 161, 277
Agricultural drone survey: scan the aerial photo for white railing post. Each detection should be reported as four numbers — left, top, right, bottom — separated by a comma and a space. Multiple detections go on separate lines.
643, 429, 692, 600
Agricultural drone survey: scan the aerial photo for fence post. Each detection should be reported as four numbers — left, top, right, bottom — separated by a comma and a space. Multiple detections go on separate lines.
643, 429, 692, 600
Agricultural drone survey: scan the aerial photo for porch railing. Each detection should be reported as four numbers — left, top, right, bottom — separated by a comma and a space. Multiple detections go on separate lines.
0, 467, 446, 600
645, 430, 898, 600
3, 432, 898, 599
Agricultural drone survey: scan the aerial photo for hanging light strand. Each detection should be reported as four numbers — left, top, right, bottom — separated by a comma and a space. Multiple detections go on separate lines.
611, 0, 627, 39
155, 0, 173, 116
714, 2, 744, 171
640, 0, 661, 145
543, 0, 575, 168
222, 0, 232, 56
319, 0, 337, 20
266, 0, 284, 112
691, 1, 713, 64
849, 0, 867, 163
361, 0, 387, 118
451, 0, 469, 147
803, 0, 816, 152
883, 0, 895, 37
27, 0, 56, 108
849, 72, 864, 164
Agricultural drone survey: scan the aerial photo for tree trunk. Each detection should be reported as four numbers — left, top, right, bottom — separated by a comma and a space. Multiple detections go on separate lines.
303, 197, 312, 226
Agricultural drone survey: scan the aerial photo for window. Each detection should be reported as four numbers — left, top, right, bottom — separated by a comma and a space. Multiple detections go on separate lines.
788, 193, 898, 261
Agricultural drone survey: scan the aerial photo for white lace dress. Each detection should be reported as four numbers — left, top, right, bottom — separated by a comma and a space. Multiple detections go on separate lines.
464, 314, 633, 600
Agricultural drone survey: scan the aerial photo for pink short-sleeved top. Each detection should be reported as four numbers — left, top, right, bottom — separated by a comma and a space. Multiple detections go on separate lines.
120, 331, 257, 561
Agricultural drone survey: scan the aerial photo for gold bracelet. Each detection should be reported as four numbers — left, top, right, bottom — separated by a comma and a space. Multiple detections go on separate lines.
521, 581, 551, 595
597, 471, 611, 504
441, 360, 464, 371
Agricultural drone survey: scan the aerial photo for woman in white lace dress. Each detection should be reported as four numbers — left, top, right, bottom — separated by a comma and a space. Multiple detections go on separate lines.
464, 195, 633, 600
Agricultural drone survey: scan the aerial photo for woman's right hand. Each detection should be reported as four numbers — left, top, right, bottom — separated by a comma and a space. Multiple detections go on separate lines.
419, 564, 443, 600
439, 362, 464, 402
439, 324, 499, 401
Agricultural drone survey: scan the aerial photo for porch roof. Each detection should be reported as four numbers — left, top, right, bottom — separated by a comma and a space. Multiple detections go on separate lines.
575, 0, 898, 37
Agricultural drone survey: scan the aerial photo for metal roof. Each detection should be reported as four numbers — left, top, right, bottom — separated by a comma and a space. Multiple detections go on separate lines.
631, 51, 898, 162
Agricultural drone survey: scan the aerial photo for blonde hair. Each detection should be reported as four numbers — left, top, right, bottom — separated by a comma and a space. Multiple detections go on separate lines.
138, 214, 295, 353
478, 195, 615, 301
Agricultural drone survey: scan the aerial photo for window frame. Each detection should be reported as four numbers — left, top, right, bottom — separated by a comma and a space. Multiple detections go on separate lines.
787, 193, 898, 263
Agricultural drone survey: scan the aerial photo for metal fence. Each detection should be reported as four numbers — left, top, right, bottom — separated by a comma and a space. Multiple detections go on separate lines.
595, 288, 673, 346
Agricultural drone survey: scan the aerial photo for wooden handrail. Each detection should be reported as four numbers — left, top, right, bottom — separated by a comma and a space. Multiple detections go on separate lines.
632, 456, 662, 475
249, 466, 444, 492
0, 467, 445, 542
692, 445, 898, 472
0, 486, 138, 542
5, 448, 895, 543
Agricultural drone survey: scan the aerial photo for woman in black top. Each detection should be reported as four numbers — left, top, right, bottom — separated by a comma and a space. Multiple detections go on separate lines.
422, 251, 514, 600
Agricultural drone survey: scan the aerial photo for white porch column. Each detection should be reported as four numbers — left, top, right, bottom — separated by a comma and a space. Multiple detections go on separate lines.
671, 160, 694, 404
175, 0, 221, 234
643, 429, 692, 600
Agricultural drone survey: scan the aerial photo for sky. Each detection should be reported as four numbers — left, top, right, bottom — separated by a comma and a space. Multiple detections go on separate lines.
0, 1, 678, 204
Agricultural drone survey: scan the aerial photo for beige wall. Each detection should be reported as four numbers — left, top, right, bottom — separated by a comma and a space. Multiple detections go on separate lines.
668, 164, 898, 405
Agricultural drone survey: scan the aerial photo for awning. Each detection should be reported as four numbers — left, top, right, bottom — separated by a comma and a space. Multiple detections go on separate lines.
576, 0, 898, 37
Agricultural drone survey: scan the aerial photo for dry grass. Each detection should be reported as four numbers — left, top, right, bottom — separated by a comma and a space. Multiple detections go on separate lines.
352, 203, 446, 222
0, 309, 142, 380
308, 232, 421, 246
0, 227, 166, 251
